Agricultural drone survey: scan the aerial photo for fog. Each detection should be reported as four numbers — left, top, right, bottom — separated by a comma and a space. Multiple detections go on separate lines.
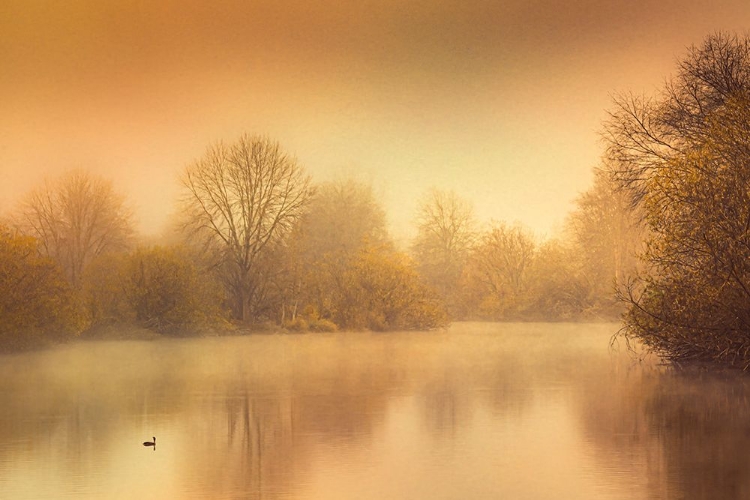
6, 4, 750, 498
3, 0, 750, 240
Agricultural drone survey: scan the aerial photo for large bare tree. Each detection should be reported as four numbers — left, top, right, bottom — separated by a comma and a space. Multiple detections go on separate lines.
181, 135, 311, 322
13, 169, 133, 285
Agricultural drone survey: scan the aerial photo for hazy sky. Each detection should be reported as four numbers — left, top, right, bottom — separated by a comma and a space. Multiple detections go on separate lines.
2, 0, 750, 241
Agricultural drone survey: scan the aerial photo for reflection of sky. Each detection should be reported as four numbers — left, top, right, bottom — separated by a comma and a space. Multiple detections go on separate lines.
2, 1, 750, 240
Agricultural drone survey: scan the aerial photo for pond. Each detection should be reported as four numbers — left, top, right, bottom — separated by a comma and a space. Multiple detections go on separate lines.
1, 322, 749, 499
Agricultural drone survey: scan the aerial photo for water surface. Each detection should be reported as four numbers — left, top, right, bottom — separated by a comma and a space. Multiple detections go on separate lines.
1, 322, 749, 499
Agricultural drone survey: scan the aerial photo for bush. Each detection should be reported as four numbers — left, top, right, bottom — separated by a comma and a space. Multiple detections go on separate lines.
282, 315, 337, 332
283, 317, 309, 332
309, 318, 338, 332
337, 245, 449, 330
0, 227, 82, 350
84, 246, 227, 334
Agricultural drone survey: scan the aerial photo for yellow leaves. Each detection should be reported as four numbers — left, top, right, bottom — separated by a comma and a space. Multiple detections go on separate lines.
0, 226, 81, 349
279, 180, 449, 331
84, 246, 227, 334
310, 244, 448, 331
611, 66, 750, 362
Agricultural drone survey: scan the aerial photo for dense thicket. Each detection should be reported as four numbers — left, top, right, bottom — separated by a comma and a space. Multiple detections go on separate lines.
276, 180, 447, 331
605, 33, 750, 366
83, 246, 227, 334
0, 226, 81, 350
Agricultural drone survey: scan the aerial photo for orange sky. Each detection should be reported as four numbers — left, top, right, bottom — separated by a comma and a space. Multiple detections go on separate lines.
2, 0, 750, 241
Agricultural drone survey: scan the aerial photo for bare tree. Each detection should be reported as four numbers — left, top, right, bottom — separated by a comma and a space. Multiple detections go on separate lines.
465, 222, 535, 319
181, 135, 312, 322
412, 189, 476, 316
567, 168, 644, 302
604, 32, 750, 203
13, 169, 133, 285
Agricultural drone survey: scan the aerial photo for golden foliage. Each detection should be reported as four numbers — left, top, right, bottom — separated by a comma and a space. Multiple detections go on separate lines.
606, 33, 750, 366
0, 226, 82, 350
335, 245, 448, 331
84, 246, 227, 334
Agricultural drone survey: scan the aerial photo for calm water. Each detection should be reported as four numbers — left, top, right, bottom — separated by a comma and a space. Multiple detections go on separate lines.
2, 322, 750, 499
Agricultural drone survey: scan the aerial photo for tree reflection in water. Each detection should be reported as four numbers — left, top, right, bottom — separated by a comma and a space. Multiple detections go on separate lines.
579, 363, 750, 499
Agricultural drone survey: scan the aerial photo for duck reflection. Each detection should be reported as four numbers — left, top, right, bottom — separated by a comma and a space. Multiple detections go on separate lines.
142, 436, 156, 450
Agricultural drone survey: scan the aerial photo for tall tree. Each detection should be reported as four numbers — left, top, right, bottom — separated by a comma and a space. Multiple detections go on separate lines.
604, 32, 750, 366
279, 180, 390, 324
181, 134, 311, 322
525, 239, 589, 320
412, 189, 476, 317
566, 168, 643, 315
303, 180, 388, 303
269, 179, 447, 331
13, 170, 133, 285
300, 180, 388, 260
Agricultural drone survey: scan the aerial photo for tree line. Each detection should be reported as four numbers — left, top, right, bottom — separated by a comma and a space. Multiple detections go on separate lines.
0, 129, 641, 351
5, 30, 747, 368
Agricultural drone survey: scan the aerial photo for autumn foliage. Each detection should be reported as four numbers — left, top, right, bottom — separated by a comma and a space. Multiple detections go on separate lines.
0, 226, 81, 350
606, 33, 750, 366
83, 246, 227, 334
273, 181, 448, 331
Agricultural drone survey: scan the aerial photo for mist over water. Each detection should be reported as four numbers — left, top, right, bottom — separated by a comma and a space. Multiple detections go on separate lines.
5, 4, 750, 498
1, 323, 748, 499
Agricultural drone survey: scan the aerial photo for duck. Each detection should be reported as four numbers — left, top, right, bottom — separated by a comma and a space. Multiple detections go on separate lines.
143, 437, 156, 447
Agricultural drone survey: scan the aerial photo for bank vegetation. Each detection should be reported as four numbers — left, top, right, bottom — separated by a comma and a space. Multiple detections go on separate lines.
605, 32, 750, 368
1, 134, 643, 350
